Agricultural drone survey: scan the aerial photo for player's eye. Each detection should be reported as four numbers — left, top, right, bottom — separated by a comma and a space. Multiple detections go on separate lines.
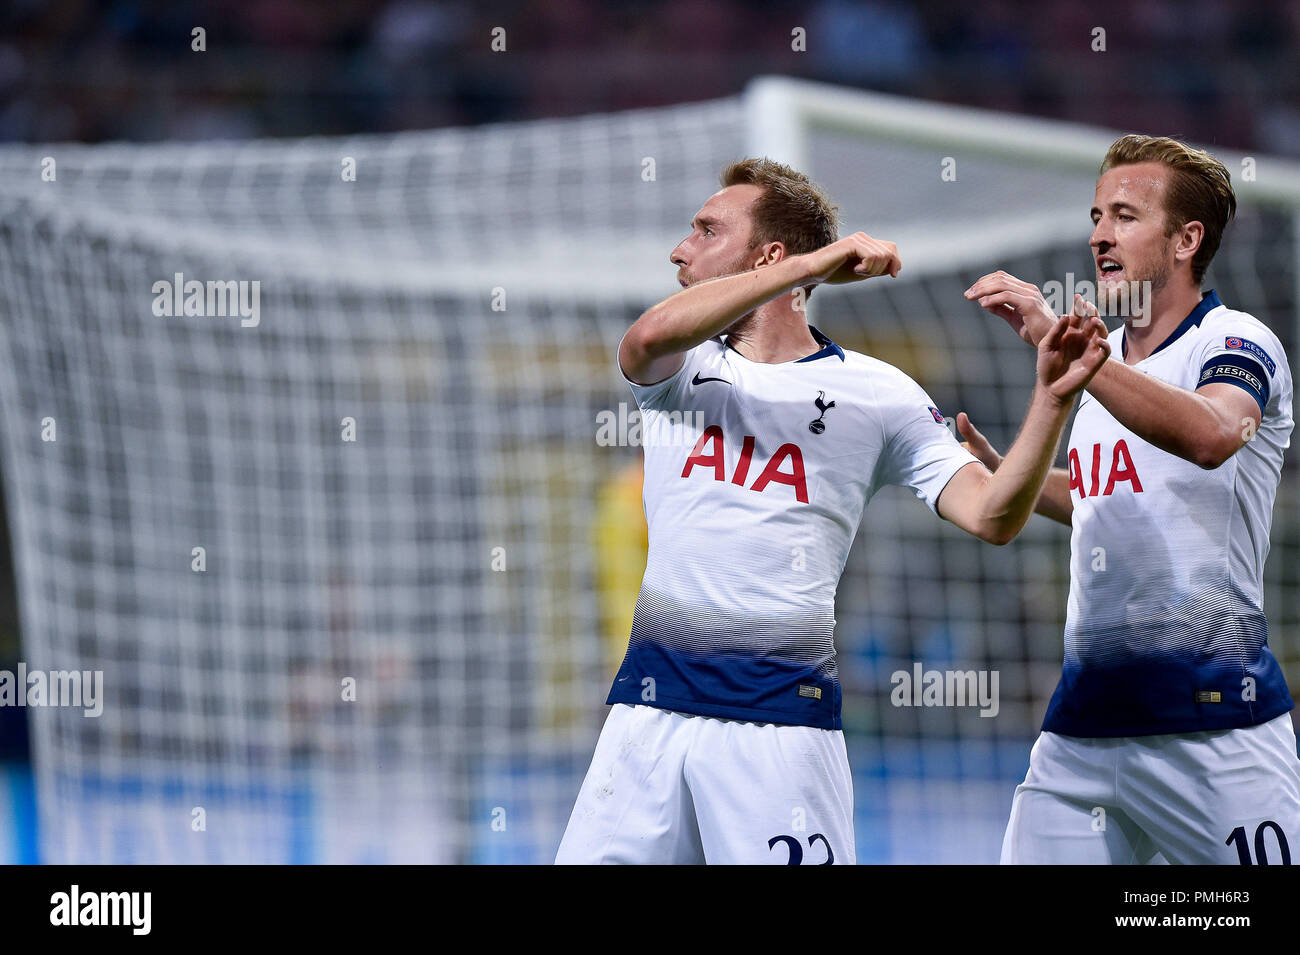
1117, 214, 1135, 222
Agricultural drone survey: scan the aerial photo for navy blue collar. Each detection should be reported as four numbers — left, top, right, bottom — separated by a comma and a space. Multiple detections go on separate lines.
1122, 289, 1221, 360
721, 324, 846, 363
795, 325, 846, 363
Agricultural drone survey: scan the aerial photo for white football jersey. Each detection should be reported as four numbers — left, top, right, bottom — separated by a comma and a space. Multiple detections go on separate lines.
1045, 290, 1295, 737
608, 325, 978, 729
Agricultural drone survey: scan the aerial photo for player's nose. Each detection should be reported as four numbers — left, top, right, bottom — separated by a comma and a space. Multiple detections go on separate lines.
1089, 222, 1113, 250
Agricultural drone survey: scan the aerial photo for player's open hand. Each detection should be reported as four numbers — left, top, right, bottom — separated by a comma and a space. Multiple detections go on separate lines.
1036, 294, 1110, 401
964, 271, 1057, 346
805, 232, 901, 285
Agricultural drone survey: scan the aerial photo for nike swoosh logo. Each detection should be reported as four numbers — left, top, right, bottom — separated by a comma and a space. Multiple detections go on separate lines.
692, 372, 730, 386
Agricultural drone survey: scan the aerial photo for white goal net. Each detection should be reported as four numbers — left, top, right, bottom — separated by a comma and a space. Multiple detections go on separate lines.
0, 77, 1296, 862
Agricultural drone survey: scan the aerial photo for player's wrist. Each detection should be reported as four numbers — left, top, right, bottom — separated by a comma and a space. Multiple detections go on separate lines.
1026, 310, 1056, 346
794, 248, 832, 287
1032, 380, 1074, 413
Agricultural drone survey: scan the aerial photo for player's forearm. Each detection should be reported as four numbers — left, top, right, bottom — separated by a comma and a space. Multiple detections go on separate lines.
1085, 358, 1242, 469
624, 256, 814, 360
972, 385, 1072, 543
1034, 468, 1074, 525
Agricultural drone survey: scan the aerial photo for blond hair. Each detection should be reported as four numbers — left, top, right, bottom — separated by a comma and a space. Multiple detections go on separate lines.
1100, 134, 1237, 283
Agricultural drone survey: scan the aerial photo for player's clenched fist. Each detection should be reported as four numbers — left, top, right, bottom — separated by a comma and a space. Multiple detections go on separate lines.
804, 232, 901, 285
964, 270, 1057, 345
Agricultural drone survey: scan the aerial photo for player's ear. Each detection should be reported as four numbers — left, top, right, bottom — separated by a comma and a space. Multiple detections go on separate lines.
1173, 220, 1204, 266
754, 241, 786, 268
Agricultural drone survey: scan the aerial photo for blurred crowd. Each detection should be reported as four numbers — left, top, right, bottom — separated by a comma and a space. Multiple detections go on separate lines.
2, 0, 1300, 152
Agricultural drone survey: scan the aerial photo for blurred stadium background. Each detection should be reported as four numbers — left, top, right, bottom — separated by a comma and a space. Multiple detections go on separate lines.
0, 0, 1299, 863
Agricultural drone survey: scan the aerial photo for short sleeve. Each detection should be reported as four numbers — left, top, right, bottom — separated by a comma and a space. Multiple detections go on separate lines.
875, 374, 980, 512
1194, 324, 1280, 416
617, 328, 695, 411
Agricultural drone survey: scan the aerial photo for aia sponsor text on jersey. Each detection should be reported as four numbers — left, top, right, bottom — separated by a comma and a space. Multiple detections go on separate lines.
1069, 439, 1144, 499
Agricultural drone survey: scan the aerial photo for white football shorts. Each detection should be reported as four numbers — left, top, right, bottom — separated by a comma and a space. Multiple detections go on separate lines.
556, 703, 855, 864
1002, 712, 1300, 864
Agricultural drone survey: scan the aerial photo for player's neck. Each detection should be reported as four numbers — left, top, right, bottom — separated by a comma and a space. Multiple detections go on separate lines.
725, 305, 820, 364
1120, 281, 1204, 364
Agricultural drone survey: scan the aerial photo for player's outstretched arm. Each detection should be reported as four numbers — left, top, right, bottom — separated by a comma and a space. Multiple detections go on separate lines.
1086, 369, 1261, 469
937, 303, 1109, 543
619, 232, 900, 385
1068, 297, 1261, 468
966, 274, 1260, 469
956, 413, 1074, 526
